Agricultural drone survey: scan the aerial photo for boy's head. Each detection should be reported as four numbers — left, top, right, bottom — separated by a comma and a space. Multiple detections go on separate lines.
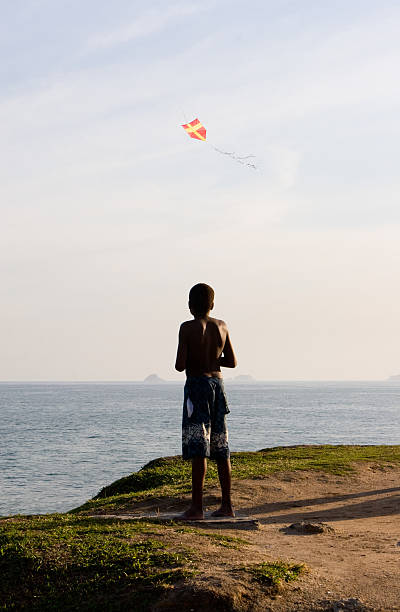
189, 283, 214, 317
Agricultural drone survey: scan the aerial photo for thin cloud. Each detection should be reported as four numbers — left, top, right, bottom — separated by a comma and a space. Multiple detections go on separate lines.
85, 3, 211, 51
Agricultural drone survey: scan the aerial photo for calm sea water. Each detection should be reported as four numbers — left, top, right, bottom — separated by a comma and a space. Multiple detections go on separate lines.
1, 381, 399, 517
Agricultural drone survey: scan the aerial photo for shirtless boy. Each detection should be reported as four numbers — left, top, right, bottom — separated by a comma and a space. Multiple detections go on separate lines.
175, 283, 237, 519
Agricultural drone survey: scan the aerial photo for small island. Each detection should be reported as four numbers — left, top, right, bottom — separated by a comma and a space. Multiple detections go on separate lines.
228, 374, 256, 383
143, 373, 165, 384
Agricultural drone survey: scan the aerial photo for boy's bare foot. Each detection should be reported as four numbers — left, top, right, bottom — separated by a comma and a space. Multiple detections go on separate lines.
211, 505, 235, 517
176, 507, 204, 520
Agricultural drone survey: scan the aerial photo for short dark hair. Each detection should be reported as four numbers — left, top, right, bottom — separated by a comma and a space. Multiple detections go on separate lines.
189, 283, 214, 316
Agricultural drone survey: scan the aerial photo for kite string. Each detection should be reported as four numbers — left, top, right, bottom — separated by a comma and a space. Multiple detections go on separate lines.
211, 145, 255, 160
209, 143, 257, 170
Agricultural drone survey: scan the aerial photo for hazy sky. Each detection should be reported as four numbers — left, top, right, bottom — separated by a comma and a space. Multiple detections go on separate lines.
2, 0, 400, 381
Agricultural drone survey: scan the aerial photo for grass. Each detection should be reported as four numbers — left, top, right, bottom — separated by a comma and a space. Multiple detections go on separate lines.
0, 515, 250, 610
0, 514, 193, 611
248, 561, 306, 588
3, 445, 398, 609
73, 445, 400, 514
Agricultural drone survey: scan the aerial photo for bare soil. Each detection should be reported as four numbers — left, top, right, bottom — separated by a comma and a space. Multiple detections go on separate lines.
108, 463, 400, 611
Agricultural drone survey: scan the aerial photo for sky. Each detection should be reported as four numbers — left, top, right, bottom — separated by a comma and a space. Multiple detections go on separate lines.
1, 0, 400, 381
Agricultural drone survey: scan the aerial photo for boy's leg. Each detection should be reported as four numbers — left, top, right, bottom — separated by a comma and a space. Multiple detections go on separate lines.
211, 457, 235, 517
181, 457, 207, 519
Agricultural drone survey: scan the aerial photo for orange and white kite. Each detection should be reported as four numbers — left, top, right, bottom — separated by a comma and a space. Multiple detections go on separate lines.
181, 117, 257, 169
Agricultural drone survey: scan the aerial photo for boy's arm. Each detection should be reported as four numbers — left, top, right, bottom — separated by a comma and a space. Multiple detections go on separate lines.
219, 331, 237, 368
175, 324, 188, 372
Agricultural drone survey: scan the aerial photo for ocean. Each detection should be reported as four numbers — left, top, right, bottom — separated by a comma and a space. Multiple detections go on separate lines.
1, 381, 399, 517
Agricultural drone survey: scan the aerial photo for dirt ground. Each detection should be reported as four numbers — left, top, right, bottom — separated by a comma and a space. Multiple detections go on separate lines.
108, 463, 400, 611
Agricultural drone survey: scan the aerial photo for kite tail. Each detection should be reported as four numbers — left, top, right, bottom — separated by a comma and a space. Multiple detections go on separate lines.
210, 144, 257, 170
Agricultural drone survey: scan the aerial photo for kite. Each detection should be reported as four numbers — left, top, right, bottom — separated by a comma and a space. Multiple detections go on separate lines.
181, 117, 257, 170
182, 118, 206, 141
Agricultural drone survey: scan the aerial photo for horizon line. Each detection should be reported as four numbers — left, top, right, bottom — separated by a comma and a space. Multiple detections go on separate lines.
0, 378, 396, 383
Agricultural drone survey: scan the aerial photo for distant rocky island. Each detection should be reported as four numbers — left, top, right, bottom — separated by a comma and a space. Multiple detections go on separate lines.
143, 374, 165, 384
226, 374, 256, 383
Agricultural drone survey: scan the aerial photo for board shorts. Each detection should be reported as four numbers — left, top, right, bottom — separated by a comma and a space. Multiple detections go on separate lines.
182, 376, 230, 460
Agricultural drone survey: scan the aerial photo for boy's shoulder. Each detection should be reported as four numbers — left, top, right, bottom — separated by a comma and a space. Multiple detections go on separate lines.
208, 316, 227, 328
180, 317, 227, 330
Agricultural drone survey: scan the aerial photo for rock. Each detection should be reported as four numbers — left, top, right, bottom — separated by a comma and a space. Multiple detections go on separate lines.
229, 374, 256, 383
143, 373, 165, 384
284, 521, 335, 534
319, 598, 369, 611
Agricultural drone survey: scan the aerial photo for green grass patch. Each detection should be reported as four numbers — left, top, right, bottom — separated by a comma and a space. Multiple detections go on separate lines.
94, 456, 194, 499
0, 514, 193, 611
73, 445, 400, 514
248, 561, 306, 588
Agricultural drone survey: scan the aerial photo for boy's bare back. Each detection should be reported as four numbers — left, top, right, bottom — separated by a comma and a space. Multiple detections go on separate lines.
175, 316, 236, 378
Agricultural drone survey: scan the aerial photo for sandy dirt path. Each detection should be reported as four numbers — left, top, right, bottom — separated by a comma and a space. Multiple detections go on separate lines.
228, 465, 400, 610
114, 463, 400, 611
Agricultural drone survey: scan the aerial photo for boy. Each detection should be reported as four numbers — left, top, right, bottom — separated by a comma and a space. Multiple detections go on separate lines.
175, 283, 237, 519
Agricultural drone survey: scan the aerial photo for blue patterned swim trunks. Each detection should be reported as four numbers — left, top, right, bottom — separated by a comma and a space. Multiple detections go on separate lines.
182, 376, 230, 460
